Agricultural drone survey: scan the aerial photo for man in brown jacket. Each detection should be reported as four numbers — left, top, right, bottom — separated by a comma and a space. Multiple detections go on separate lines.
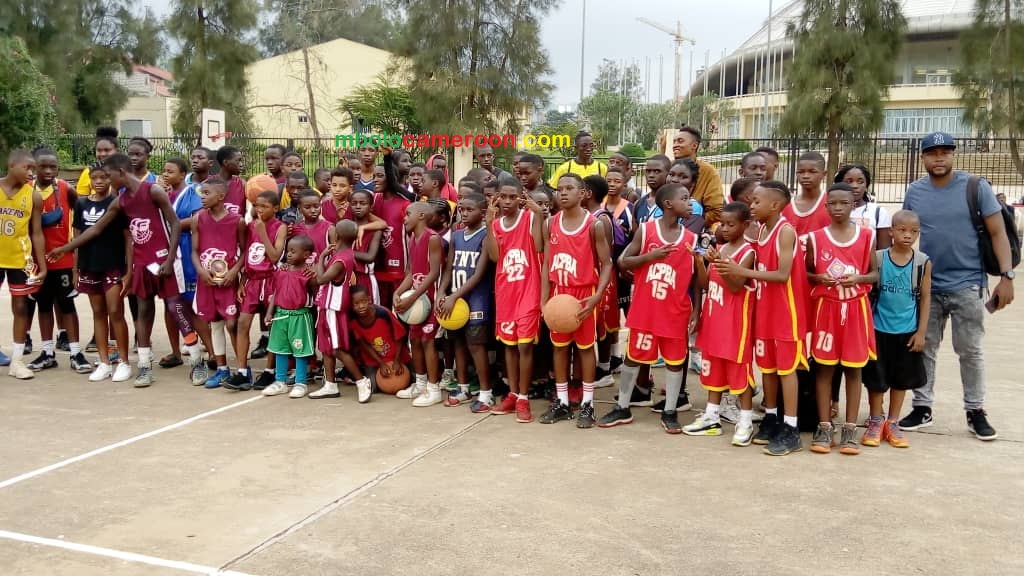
671, 126, 725, 225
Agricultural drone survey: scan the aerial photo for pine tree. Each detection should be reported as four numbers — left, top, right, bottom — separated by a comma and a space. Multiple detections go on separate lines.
167, 0, 259, 137
260, 0, 398, 57
956, 0, 1024, 177
779, 0, 906, 173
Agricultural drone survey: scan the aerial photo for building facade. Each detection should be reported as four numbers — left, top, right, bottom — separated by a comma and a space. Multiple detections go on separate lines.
113, 65, 179, 138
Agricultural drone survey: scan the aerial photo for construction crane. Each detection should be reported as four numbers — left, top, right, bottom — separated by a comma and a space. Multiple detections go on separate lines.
636, 18, 696, 102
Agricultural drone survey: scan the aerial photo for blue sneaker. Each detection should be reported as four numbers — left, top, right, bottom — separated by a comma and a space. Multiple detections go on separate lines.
0, 350, 10, 367
204, 368, 230, 389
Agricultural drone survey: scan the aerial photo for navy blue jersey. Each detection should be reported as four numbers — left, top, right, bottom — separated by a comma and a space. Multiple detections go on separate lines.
451, 226, 491, 326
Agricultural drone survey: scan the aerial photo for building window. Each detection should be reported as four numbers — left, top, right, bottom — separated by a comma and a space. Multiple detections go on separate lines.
298, 115, 309, 123
120, 119, 153, 138
882, 108, 970, 137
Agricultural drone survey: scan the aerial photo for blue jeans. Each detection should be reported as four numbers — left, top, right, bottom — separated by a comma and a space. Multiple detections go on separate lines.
914, 287, 987, 410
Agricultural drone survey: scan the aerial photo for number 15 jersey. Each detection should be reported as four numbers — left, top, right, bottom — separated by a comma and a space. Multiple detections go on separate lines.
626, 220, 696, 338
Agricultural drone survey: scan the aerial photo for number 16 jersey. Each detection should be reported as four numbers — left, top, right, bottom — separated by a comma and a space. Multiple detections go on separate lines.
626, 220, 696, 338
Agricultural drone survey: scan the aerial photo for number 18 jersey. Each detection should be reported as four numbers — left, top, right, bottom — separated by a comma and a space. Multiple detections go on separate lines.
626, 220, 696, 338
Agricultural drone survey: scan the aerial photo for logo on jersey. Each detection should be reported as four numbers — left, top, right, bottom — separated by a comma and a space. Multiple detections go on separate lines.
226, 304, 237, 316
412, 272, 427, 289
130, 218, 153, 244
200, 248, 229, 270
644, 263, 676, 287
247, 242, 267, 266
550, 253, 578, 279
499, 321, 516, 335
381, 226, 395, 249
225, 202, 241, 215
501, 248, 529, 282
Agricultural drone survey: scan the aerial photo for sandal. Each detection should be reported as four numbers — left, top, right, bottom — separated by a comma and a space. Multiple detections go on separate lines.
158, 354, 183, 368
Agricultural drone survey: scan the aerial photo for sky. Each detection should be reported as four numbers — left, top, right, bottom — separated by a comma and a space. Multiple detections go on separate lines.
140, 0, 775, 108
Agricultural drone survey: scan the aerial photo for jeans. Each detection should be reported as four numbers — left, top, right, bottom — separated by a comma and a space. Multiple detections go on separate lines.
914, 287, 986, 410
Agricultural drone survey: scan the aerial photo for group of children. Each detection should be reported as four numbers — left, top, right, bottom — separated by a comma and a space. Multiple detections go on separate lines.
0, 128, 930, 458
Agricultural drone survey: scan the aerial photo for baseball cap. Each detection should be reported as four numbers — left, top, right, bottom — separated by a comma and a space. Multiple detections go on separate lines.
920, 132, 957, 152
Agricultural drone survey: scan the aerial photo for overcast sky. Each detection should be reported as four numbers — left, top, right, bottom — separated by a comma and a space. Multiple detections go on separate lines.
142, 0, 773, 109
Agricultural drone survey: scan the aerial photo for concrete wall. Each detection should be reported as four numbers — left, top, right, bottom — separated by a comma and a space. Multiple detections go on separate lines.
115, 96, 179, 138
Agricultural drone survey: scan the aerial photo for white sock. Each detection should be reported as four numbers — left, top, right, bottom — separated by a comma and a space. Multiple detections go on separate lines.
69, 341, 82, 355
12, 342, 25, 361
784, 415, 798, 428
765, 407, 778, 416
740, 409, 753, 428
42, 340, 55, 355
416, 373, 427, 385
556, 382, 569, 405
479, 390, 493, 404
238, 367, 249, 375
139, 347, 153, 365
582, 382, 595, 404
705, 403, 721, 421
598, 361, 610, 371
459, 383, 469, 394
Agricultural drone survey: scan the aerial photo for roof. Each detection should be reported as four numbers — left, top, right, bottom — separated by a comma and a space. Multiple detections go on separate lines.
132, 64, 174, 82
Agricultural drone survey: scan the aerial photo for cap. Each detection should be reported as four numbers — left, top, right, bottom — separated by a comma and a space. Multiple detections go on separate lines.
920, 132, 957, 152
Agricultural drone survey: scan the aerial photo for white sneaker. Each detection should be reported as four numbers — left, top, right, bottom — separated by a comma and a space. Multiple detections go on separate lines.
440, 369, 454, 390
112, 362, 133, 382
356, 377, 372, 404
396, 379, 426, 399
719, 395, 742, 424
308, 381, 340, 399
412, 383, 443, 407
9, 360, 34, 380
262, 381, 289, 396
682, 413, 724, 436
289, 383, 308, 398
89, 363, 113, 382
732, 423, 755, 446
689, 349, 702, 373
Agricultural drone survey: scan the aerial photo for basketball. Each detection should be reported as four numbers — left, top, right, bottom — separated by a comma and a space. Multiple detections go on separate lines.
395, 290, 431, 325
436, 297, 470, 331
246, 174, 278, 203
543, 294, 583, 333
376, 368, 410, 394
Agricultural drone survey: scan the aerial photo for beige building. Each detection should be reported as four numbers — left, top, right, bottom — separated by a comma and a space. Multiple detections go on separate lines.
113, 65, 179, 138
246, 38, 393, 137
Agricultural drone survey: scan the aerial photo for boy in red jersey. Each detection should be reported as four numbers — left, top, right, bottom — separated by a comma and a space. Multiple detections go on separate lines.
394, 202, 445, 406
350, 189, 383, 302
539, 173, 614, 429
214, 146, 247, 215
191, 178, 246, 389
685, 202, 758, 445
714, 180, 809, 456
805, 184, 878, 455
782, 151, 830, 238
582, 174, 622, 388
597, 184, 697, 433
261, 235, 317, 398
373, 147, 414, 307
486, 179, 545, 423
349, 284, 411, 386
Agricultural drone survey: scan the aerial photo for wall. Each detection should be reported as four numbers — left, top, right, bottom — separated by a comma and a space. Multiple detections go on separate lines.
115, 96, 179, 138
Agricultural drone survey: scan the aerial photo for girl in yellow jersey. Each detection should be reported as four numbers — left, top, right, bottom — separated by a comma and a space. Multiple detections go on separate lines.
75, 126, 120, 197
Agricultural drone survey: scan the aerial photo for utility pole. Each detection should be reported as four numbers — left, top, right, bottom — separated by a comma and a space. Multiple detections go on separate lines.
579, 0, 587, 104
762, 0, 773, 138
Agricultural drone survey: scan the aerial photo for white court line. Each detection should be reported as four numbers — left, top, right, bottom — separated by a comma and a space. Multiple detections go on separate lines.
0, 530, 255, 575
0, 396, 262, 490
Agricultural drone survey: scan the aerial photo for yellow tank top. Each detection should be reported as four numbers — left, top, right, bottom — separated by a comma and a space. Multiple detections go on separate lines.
0, 183, 34, 269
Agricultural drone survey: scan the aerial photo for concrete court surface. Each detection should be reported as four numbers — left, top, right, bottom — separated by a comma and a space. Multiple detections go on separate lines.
0, 292, 1021, 576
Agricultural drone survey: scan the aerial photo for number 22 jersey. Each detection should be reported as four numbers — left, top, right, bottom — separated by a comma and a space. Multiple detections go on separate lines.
492, 210, 541, 325
626, 220, 696, 337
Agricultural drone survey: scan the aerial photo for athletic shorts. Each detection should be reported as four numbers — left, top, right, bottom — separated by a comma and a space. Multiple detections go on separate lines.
549, 285, 598, 349
811, 297, 876, 367
409, 315, 440, 340
0, 267, 39, 297
496, 311, 540, 345
32, 268, 78, 313
268, 307, 315, 358
597, 276, 620, 340
354, 271, 379, 305
862, 330, 925, 393
241, 275, 273, 314
626, 330, 687, 366
376, 278, 398, 309
77, 269, 123, 296
755, 338, 808, 376
700, 355, 755, 394
195, 283, 239, 321
317, 307, 351, 354
132, 263, 185, 300
451, 323, 491, 347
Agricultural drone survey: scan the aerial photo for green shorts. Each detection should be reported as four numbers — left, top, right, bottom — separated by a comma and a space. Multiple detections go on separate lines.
268, 307, 315, 358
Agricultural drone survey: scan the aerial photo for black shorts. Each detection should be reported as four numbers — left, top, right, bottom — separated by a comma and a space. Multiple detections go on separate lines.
31, 269, 77, 313
862, 330, 925, 393
0, 267, 38, 297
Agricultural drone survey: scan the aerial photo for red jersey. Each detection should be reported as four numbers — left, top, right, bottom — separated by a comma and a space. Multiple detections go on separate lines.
319, 248, 355, 311
225, 176, 246, 216
273, 266, 312, 310
353, 222, 375, 275
753, 218, 808, 342
808, 225, 874, 301
782, 191, 830, 238
349, 305, 410, 366
296, 218, 332, 266
697, 243, 756, 363
626, 220, 696, 337
373, 193, 410, 282
196, 209, 241, 270
547, 211, 597, 288
38, 179, 74, 270
245, 218, 284, 277
321, 197, 353, 224
121, 181, 172, 268
409, 228, 438, 299
492, 210, 542, 321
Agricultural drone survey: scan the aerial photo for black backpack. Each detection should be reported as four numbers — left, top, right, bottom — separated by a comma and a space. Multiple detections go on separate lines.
966, 175, 1021, 276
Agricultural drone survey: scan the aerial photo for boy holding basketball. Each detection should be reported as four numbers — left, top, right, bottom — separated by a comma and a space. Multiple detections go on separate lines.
349, 284, 411, 389
540, 173, 614, 429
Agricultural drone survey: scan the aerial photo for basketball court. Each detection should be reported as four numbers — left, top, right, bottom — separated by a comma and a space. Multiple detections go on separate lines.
1, 293, 1021, 575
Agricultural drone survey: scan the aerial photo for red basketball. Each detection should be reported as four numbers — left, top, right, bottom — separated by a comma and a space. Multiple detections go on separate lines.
543, 293, 583, 333
376, 368, 411, 394
245, 174, 278, 203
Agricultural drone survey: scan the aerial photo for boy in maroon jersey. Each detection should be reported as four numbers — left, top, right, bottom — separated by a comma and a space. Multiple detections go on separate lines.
214, 146, 247, 215
191, 178, 246, 389
350, 189, 382, 302
393, 202, 445, 406
539, 173, 614, 429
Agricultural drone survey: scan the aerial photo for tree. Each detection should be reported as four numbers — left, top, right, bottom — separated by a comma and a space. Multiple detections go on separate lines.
260, 0, 398, 56
0, 37, 60, 156
543, 109, 577, 125
590, 59, 644, 102
634, 101, 685, 150
531, 117, 578, 157
578, 90, 635, 149
779, 0, 906, 173
680, 93, 737, 138
167, 0, 259, 137
338, 72, 424, 138
394, 0, 557, 135
956, 0, 1024, 177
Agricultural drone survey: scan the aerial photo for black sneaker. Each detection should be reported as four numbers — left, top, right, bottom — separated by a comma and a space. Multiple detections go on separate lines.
85, 337, 98, 353
251, 334, 269, 359
253, 370, 274, 391
224, 371, 254, 391
660, 410, 682, 434
576, 401, 596, 429
898, 406, 933, 431
597, 405, 634, 428
753, 413, 780, 445
27, 352, 57, 371
966, 409, 998, 441
594, 366, 614, 387
206, 358, 218, 371
70, 352, 92, 374
528, 378, 554, 400
538, 400, 572, 424
651, 391, 691, 413
609, 355, 623, 373
56, 330, 70, 352
614, 386, 653, 407
764, 423, 802, 456
24, 335, 33, 355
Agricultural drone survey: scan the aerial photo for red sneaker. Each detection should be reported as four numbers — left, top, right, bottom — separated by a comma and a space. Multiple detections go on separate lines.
516, 398, 533, 423
491, 393, 517, 415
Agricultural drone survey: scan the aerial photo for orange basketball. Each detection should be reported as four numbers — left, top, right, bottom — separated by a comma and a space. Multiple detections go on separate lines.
543, 293, 583, 333
376, 367, 411, 394
245, 174, 278, 203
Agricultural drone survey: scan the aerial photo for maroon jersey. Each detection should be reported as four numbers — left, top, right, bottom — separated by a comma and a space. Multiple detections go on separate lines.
349, 306, 409, 366
196, 209, 241, 270
353, 222, 375, 275
782, 192, 830, 237
273, 266, 312, 309
548, 211, 597, 288
373, 193, 411, 282
321, 197, 353, 224
808, 225, 874, 301
753, 218, 808, 342
225, 176, 246, 216
121, 181, 172, 267
409, 228, 438, 298
698, 243, 756, 363
626, 220, 696, 337
492, 210, 542, 322
319, 248, 355, 311
295, 218, 332, 266
245, 218, 284, 277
